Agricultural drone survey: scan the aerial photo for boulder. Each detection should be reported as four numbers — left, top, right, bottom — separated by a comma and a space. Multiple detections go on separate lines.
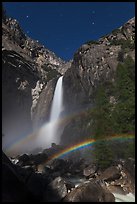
83, 164, 98, 177
43, 176, 68, 202
18, 154, 30, 166
48, 158, 69, 174
123, 158, 135, 180
2, 151, 35, 202
99, 166, 121, 181
64, 179, 75, 191
26, 172, 44, 200
63, 180, 115, 202
16, 165, 34, 183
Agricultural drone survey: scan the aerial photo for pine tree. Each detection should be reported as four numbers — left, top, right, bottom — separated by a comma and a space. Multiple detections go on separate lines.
112, 56, 135, 133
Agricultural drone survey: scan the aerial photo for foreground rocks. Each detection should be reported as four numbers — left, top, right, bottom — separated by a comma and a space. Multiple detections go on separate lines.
2, 148, 135, 202
2, 152, 36, 202
63, 180, 115, 202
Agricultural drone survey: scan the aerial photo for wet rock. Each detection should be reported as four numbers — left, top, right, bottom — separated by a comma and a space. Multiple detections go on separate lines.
123, 158, 135, 180
63, 180, 115, 202
43, 176, 68, 202
100, 159, 135, 194
64, 179, 75, 191
48, 158, 69, 173
83, 164, 98, 177
31, 152, 48, 166
107, 185, 127, 195
99, 166, 121, 181
18, 154, 30, 166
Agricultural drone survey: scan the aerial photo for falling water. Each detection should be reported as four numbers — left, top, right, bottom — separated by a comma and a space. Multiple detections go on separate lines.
37, 76, 63, 148
47, 76, 64, 144
50, 76, 63, 122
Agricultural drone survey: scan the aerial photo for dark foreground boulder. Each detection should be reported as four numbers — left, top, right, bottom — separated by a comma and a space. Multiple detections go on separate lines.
2, 151, 35, 202
62, 180, 115, 202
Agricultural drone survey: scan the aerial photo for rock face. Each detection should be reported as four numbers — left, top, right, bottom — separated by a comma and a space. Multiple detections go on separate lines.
32, 78, 58, 129
44, 176, 68, 202
2, 8, 69, 155
2, 49, 38, 153
61, 17, 135, 145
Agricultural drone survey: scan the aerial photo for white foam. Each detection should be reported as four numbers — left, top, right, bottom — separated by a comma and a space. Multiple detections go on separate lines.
114, 192, 135, 202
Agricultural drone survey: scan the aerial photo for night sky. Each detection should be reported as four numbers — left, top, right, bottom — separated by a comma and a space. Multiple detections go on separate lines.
3, 2, 135, 61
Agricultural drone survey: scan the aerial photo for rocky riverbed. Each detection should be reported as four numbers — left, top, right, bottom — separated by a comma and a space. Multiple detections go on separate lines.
2, 144, 135, 202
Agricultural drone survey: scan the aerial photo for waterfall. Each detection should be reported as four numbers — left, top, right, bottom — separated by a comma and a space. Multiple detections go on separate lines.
37, 76, 63, 149
50, 76, 63, 122
47, 76, 63, 145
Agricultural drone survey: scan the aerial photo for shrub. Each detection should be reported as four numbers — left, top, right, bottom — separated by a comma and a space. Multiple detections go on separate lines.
110, 38, 135, 51
86, 40, 99, 45
117, 50, 124, 62
112, 28, 120, 35
47, 69, 59, 81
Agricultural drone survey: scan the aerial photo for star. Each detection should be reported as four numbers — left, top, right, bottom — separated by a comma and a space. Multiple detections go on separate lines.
92, 10, 95, 14
26, 15, 29, 18
92, 22, 95, 25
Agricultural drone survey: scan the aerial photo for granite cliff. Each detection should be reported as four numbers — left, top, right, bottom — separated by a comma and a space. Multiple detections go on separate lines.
61, 17, 135, 145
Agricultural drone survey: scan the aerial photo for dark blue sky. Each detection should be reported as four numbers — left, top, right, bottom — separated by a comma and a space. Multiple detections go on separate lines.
3, 2, 135, 61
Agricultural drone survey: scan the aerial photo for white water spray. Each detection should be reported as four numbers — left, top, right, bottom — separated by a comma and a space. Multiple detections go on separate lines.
114, 193, 135, 202
47, 76, 63, 144
37, 76, 63, 148
50, 76, 63, 122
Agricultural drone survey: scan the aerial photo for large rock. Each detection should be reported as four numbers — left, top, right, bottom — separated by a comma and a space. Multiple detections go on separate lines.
123, 158, 135, 181
83, 164, 98, 177
63, 180, 115, 202
26, 172, 44, 200
99, 166, 121, 181
17, 154, 30, 165
48, 158, 70, 174
2, 151, 35, 202
43, 176, 68, 202
109, 159, 135, 194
